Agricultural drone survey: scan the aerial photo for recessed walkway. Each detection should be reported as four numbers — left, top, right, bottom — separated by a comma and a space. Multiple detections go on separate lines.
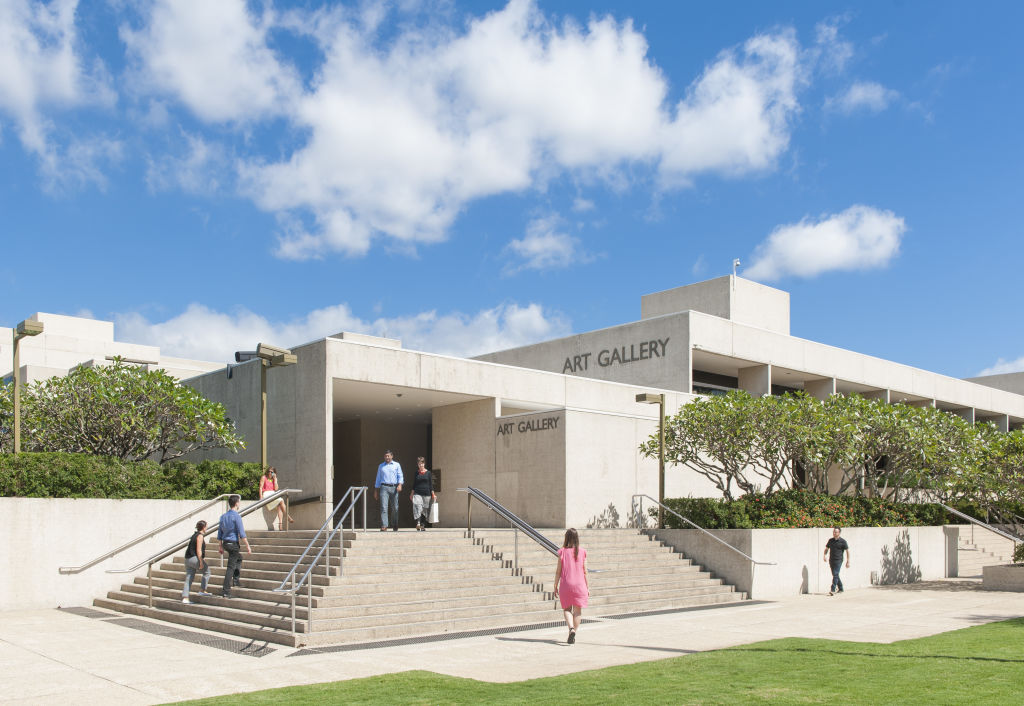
3, 579, 1023, 704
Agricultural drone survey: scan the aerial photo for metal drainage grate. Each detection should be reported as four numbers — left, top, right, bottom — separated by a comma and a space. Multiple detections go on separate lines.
602, 600, 771, 620
290, 618, 598, 657
59, 606, 116, 620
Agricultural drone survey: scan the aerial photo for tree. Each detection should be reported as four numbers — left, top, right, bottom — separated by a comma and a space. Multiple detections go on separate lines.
6, 359, 243, 462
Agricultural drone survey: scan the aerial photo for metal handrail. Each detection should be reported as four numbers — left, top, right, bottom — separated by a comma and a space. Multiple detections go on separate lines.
460, 486, 559, 555
458, 486, 571, 577
631, 494, 776, 566
59, 493, 236, 574
105, 488, 302, 574
940, 503, 1023, 544
272, 486, 368, 636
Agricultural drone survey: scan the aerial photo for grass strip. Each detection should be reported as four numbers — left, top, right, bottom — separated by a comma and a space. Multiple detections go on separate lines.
171, 617, 1024, 705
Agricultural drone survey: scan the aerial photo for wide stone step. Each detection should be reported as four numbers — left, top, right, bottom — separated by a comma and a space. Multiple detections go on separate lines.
98, 593, 300, 634
113, 586, 310, 620
94, 596, 301, 646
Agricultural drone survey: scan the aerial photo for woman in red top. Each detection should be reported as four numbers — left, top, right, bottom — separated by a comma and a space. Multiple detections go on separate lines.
259, 467, 293, 530
553, 528, 589, 644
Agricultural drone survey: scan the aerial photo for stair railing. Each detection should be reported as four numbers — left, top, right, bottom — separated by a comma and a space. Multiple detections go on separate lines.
99, 488, 302, 608
458, 486, 559, 574
272, 486, 368, 636
940, 503, 1023, 547
59, 493, 237, 575
631, 494, 776, 566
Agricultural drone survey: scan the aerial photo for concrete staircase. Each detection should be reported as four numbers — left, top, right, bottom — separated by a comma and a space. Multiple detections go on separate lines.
468, 528, 746, 615
94, 527, 746, 647
956, 525, 1017, 578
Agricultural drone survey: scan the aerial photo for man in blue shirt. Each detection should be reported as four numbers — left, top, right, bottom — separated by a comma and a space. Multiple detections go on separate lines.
374, 450, 404, 531
218, 494, 252, 598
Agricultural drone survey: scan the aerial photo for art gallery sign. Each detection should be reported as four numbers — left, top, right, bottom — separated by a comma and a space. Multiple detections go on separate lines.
561, 337, 670, 374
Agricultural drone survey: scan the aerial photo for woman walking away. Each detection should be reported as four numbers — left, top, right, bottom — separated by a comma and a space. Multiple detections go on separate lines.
260, 467, 294, 530
553, 528, 589, 644
182, 520, 211, 604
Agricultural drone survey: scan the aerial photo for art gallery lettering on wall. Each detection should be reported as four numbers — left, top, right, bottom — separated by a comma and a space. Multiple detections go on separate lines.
562, 337, 670, 374
496, 416, 561, 437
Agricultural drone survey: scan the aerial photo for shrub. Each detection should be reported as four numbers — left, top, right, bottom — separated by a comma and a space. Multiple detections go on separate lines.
0, 452, 262, 500
659, 490, 957, 529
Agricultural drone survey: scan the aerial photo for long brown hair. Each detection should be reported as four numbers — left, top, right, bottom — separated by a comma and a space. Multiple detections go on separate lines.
562, 528, 579, 559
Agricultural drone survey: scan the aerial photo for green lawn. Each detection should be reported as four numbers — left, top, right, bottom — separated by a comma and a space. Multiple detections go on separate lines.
173, 618, 1024, 705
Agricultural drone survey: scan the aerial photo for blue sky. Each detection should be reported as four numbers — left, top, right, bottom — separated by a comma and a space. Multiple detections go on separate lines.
2, 0, 1022, 378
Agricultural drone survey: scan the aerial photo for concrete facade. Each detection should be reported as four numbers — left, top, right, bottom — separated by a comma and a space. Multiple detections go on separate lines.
3, 497, 274, 611
0, 312, 223, 383
653, 525, 957, 599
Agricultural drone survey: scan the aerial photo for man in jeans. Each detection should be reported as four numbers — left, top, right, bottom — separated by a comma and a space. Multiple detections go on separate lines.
374, 450, 404, 531
218, 494, 252, 598
823, 527, 851, 596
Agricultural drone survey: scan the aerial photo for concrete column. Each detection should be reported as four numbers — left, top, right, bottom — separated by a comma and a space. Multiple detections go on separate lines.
979, 414, 1010, 432
804, 378, 836, 400
738, 364, 771, 396
952, 408, 975, 424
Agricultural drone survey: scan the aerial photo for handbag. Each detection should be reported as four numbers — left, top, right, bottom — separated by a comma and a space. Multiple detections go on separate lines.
428, 499, 439, 524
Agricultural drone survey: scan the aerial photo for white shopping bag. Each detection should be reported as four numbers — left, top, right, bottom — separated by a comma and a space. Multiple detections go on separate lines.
428, 500, 439, 524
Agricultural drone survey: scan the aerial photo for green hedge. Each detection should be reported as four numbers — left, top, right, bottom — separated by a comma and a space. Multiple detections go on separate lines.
660, 490, 953, 529
0, 452, 262, 500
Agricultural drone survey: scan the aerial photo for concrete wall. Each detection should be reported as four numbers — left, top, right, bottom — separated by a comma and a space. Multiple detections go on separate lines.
968, 372, 1024, 396
184, 339, 332, 529
496, 410, 566, 527
640, 276, 790, 335
475, 315, 691, 392
652, 526, 955, 599
2, 498, 273, 611
433, 398, 498, 527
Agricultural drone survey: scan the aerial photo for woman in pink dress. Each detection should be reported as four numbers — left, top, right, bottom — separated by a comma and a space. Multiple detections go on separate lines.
553, 528, 589, 644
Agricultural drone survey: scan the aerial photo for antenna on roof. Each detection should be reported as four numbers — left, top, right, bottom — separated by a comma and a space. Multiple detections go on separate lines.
732, 258, 740, 277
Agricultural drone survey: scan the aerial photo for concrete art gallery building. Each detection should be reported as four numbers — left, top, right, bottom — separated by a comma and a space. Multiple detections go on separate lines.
7, 276, 1024, 529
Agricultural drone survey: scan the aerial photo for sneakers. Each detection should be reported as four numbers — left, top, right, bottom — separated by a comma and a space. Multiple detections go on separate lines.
392, 527, 398, 532
380, 527, 388, 532
567, 629, 576, 644
182, 598, 192, 604
415, 523, 423, 531
196, 591, 212, 597
222, 592, 233, 599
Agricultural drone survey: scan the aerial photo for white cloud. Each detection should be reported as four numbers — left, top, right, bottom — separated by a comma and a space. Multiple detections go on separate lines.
658, 31, 802, 184
0, 0, 117, 185
825, 81, 899, 114
115, 300, 571, 362
572, 197, 595, 212
120, 0, 300, 123
504, 215, 589, 273
127, 0, 805, 259
976, 357, 1024, 377
745, 205, 906, 281
813, 18, 854, 74
145, 133, 228, 195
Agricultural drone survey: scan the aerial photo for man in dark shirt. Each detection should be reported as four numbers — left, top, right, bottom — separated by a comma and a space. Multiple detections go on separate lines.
823, 527, 851, 596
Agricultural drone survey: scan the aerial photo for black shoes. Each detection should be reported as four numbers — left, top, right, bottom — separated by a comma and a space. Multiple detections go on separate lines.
567, 629, 576, 644
222, 591, 233, 599
392, 527, 398, 532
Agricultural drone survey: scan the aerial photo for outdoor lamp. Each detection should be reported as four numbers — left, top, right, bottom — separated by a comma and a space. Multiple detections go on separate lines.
637, 392, 666, 529
12, 319, 45, 453
235, 343, 298, 471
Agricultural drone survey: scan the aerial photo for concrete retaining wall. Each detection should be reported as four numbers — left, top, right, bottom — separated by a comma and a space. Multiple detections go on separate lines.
651, 525, 958, 599
2, 498, 278, 611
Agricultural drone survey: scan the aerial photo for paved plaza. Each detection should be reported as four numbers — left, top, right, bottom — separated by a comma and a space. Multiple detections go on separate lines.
2, 579, 1023, 705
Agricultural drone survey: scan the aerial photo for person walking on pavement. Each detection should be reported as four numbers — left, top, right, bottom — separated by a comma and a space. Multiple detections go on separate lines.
374, 450, 403, 531
824, 527, 851, 596
409, 456, 436, 531
218, 494, 252, 598
554, 528, 590, 644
